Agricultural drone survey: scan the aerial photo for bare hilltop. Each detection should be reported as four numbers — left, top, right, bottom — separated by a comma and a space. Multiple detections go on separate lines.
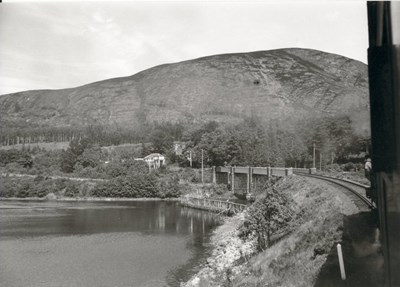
0, 48, 369, 130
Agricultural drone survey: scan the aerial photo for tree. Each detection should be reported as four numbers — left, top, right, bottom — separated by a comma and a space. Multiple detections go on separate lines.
239, 187, 296, 250
196, 127, 241, 166
149, 128, 174, 154
60, 137, 92, 173
0, 149, 33, 168
141, 142, 150, 157
75, 145, 105, 169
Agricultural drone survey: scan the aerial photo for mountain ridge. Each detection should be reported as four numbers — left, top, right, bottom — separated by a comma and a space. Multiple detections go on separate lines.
0, 48, 369, 133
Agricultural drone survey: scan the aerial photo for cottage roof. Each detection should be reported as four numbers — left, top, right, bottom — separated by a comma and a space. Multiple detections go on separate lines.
144, 153, 164, 160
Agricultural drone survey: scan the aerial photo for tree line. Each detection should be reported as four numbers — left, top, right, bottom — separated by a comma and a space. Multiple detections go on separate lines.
0, 122, 184, 147
1, 114, 369, 169
156, 115, 370, 169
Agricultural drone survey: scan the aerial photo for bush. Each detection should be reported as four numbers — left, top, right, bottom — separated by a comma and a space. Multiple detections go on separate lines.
0, 176, 86, 198
90, 173, 161, 198
33, 150, 61, 172
89, 168, 183, 199
5, 162, 25, 174
64, 182, 80, 197
74, 165, 103, 179
158, 173, 181, 198
102, 159, 149, 179
199, 183, 228, 197
178, 168, 202, 183
239, 186, 297, 250
0, 149, 33, 168
324, 163, 342, 172
343, 162, 356, 171
76, 145, 105, 168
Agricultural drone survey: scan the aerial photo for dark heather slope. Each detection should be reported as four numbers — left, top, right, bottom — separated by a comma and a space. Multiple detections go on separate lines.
0, 48, 369, 129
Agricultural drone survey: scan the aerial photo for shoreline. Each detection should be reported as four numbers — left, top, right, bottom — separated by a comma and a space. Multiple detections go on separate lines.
0, 196, 180, 202
184, 175, 363, 286
184, 212, 256, 286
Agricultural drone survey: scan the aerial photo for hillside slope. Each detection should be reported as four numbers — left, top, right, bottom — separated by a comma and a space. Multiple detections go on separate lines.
0, 48, 369, 129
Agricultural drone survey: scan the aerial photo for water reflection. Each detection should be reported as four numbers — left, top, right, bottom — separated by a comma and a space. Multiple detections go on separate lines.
0, 200, 220, 286
0, 201, 220, 239
165, 206, 222, 285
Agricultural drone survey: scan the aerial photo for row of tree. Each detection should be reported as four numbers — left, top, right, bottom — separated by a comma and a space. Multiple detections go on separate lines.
158, 115, 370, 168
1, 114, 370, 169
0, 121, 186, 148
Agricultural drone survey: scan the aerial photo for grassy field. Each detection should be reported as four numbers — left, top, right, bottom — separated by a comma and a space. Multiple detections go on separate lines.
0, 142, 70, 151
0, 142, 144, 152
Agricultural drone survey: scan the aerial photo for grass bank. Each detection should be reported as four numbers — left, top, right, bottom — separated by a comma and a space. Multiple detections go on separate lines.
0, 167, 228, 201
0, 170, 183, 200
185, 175, 359, 287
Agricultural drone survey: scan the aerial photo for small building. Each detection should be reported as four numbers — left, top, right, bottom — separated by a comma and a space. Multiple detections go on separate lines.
143, 153, 166, 170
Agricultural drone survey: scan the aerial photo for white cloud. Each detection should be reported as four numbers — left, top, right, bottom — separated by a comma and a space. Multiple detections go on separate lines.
0, 1, 368, 95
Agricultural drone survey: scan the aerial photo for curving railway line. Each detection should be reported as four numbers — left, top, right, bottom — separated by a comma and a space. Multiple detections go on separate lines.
294, 172, 375, 211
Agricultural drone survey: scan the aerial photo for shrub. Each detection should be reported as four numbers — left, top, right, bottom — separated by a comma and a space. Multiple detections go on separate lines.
178, 168, 202, 183
60, 149, 77, 173
74, 165, 103, 179
90, 173, 160, 198
343, 162, 356, 171
89, 168, 183, 199
15, 180, 31, 198
1, 176, 21, 197
0, 176, 88, 198
199, 183, 228, 197
158, 173, 181, 198
76, 145, 105, 168
5, 162, 25, 174
239, 187, 297, 250
324, 163, 342, 172
33, 150, 61, 171
0, 149, 33, 168
102, 159, 148, 179
64, 182, 80, 197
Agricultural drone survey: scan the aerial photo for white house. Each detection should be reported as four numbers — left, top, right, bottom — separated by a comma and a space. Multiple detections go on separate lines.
143, 153, 166, 170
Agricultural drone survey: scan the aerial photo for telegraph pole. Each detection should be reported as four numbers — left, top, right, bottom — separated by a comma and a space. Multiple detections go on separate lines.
313, 142, 316, 168
201, 149, 204, 183
319, 152, 322, 171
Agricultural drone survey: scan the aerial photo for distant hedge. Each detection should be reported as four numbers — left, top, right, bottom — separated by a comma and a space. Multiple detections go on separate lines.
0, 176, 91, 198
90, 171, 181, 198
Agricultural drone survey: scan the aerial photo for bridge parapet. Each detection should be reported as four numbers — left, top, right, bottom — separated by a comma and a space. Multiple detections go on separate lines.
292, 168, 317, 174
214, 166, 294, 195
270, 167, 293, 176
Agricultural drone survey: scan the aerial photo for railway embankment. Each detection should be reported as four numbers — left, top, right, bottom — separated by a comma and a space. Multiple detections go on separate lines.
184, 175, 378, 287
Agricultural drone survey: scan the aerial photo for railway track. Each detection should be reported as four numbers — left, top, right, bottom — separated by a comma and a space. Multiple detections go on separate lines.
294, 172, 375, 211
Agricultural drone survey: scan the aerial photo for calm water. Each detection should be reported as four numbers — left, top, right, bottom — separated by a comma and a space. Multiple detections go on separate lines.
0, 200, 220, 287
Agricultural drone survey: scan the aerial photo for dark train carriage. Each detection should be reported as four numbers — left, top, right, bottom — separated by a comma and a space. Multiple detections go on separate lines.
367, 2, 400, 286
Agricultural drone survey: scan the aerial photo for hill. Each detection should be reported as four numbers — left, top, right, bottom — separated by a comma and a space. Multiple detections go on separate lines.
0, 48, 369, 132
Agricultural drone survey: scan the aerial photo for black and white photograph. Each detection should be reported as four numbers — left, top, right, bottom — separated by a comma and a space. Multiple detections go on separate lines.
0, 0, 399, 286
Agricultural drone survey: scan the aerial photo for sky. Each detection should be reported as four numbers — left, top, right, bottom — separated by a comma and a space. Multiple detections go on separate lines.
0, 0, 369, 95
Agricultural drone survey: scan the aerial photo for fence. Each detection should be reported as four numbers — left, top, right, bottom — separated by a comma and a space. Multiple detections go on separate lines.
180, 197, 247, 214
